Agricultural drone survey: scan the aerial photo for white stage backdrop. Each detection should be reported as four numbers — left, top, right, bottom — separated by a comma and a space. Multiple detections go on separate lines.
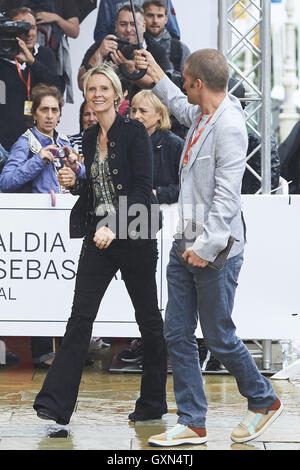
0, 194, 300, 339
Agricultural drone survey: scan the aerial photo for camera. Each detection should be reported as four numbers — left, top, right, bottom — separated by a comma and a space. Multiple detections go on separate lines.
50, 147, 67, 169
0, 14, 31, 58
106, 37, 137, 62
51, 147, 67, 159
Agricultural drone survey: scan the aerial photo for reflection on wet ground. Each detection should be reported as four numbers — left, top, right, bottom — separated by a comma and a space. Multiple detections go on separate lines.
0, 338, 300, 450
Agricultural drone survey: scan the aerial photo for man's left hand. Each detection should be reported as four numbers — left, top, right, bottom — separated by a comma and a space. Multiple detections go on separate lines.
15, 37, 34, 65
35, 11, 58, 24
182, 249, 209, 268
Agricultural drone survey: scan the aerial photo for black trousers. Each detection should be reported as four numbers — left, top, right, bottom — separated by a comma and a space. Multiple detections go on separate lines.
33, 236, 168, 424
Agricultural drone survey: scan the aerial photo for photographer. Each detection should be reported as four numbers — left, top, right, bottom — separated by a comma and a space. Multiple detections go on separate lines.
0, 83, 82, 193
78, 3, 172, 94
93, 0, 180, 43
0, 7, 61, 155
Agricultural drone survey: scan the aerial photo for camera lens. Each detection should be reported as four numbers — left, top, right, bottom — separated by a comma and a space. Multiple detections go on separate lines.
57, 148, 66, 158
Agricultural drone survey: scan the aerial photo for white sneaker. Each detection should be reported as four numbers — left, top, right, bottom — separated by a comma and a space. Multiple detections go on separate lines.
148, 423, 207, 447
231, 397, 283, 443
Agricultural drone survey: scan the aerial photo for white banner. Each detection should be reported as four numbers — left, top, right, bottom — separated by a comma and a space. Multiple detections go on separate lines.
0, 194, 300, 339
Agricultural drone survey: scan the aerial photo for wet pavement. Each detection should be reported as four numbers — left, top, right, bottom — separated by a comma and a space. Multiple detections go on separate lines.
0, 337, 300, 451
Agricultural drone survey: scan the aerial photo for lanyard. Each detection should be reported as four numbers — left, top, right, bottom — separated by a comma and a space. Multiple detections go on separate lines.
14, 58, 31, 100
183, 111, 215, 166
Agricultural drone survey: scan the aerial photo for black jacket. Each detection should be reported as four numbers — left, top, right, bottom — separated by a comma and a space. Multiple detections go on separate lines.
151, 129, 183, 204
242, 133, 280, 194
0, 46, 61, 151
70, 114, 161, 245
279, 120, 300, 194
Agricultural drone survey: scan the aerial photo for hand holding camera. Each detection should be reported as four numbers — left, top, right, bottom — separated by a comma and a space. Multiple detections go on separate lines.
40, 145, 79, 172
97, 34, 118, 62
0, 16, 31, 58
39, 144, 59, 164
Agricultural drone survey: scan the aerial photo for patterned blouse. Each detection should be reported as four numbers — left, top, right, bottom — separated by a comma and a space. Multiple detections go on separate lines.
90, 141, 118, 216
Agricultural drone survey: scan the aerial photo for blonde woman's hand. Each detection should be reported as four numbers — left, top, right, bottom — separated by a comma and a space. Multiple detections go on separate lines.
57, 166, 76, 188
93, 226, 115, 249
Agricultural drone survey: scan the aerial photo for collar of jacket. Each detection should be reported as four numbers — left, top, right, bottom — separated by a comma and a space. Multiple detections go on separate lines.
31, 126, 69, 146
146, 28, 171, 45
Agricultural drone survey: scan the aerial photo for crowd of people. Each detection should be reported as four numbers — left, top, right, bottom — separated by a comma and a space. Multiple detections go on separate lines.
0, 0, 288, 446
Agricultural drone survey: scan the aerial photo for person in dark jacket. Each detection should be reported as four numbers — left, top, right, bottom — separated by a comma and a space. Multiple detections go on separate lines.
0, 7, 61, 154
0, 83, 82, 193
33, 62, 168, 426
278, 120, 300, 194
131, 89, 183, 204
228, 77, 280, 194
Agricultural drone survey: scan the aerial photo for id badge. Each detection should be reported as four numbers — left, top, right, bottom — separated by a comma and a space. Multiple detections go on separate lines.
24, 100, 33, 116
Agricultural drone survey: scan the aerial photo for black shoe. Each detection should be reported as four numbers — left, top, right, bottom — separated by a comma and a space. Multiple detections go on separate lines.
37, 408, 58, 423
117, 339, 143, 363
101, 338, 111, 346
5, 351, 19, 366
48, 428, 69, 438
85, 358, 94, 366
198, 342, 222, 371
128, 409, 167, 422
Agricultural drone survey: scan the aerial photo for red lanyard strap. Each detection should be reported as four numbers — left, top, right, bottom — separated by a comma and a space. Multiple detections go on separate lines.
183, 111, 215, 165
14, 58, 31, 100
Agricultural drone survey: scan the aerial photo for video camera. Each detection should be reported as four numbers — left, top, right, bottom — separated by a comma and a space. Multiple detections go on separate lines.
0, 14, 31, 58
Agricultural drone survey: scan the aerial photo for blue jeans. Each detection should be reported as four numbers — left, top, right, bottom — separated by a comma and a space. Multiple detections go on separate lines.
164, 241, 276, 428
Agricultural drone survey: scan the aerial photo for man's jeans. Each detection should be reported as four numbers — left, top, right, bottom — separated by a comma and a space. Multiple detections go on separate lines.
165, 241, 276, 428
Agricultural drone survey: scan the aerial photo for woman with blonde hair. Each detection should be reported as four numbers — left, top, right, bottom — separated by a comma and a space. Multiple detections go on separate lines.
33, 63, 168, 425
131, 90, 184, 204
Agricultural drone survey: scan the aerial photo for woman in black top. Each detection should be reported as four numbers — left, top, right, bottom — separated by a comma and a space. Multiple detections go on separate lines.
33, 63, 168, 425
131, 90, 184, 205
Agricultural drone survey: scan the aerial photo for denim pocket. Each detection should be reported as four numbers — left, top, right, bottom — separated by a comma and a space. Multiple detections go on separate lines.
233, 252, 244, 281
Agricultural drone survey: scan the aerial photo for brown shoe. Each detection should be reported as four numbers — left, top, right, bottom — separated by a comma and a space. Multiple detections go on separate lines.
231, 397, 283, 443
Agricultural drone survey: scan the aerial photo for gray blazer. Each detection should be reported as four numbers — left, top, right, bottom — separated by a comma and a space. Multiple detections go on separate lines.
153, 75, 248, 261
